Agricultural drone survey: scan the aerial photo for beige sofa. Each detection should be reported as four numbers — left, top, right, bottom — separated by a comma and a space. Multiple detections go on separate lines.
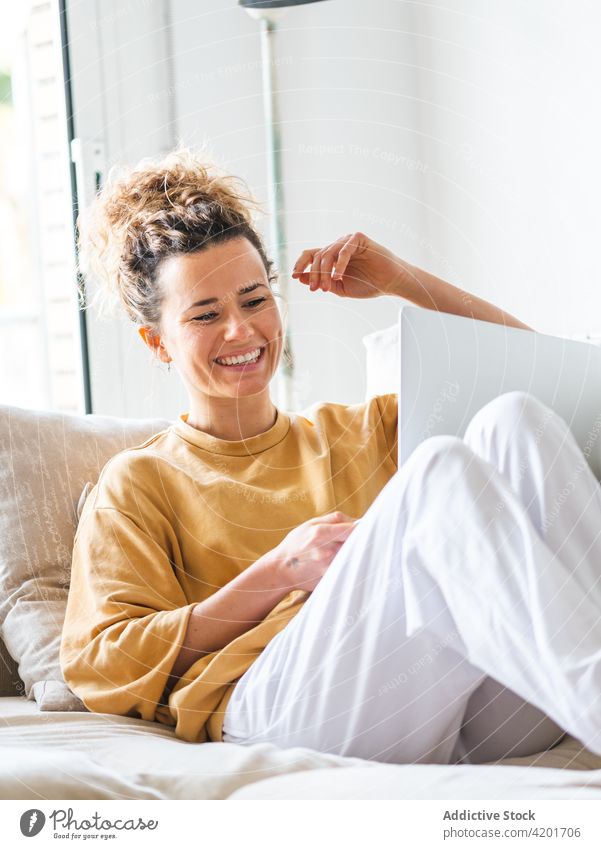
2, 609, 601, 801
1, 355, 601, 799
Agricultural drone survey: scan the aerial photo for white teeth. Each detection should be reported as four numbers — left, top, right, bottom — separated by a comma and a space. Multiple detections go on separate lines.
215, 347, 262, 366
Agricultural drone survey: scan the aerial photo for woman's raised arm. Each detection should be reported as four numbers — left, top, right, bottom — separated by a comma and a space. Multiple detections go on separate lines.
292, 232, 533, 331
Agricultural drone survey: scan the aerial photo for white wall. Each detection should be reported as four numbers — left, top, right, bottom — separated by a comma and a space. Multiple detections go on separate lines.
68, 0, 601, 416
410, 0, 601, 337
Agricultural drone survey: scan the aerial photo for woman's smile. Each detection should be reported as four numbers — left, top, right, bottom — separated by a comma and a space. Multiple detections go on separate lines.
213, 345, 267, 371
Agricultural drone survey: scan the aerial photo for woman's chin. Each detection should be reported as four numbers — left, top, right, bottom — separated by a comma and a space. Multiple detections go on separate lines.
207, 373, 275, 399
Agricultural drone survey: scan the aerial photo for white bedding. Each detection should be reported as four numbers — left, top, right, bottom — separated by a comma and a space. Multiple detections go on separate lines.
2, 697, 601, 800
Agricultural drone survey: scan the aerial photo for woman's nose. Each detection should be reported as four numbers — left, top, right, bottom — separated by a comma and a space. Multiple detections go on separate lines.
223, 313, 252, 341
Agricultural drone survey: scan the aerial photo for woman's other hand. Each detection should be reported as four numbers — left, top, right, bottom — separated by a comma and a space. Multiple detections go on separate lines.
265, 511, 358, 593
291, 232, 407, 299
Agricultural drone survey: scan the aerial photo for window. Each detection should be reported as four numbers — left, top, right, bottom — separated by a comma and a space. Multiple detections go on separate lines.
0, 1, 83, 412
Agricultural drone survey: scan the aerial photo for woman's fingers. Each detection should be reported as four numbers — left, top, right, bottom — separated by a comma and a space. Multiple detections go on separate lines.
309, 250, 324, 291
292, 235, 354, 292
316, 510, 356, 524
311, 523, 356, 556
319, 240, 347, 289
332, 234, 358, 281
292, 248, 318, 278
314, 236, 351, 289
333, 523, 357, 540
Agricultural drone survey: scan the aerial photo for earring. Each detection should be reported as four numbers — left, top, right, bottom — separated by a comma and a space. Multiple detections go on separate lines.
167, 362, 171, 374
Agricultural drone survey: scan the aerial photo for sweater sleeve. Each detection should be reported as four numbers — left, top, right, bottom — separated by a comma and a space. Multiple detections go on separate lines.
60, 502, 195, 725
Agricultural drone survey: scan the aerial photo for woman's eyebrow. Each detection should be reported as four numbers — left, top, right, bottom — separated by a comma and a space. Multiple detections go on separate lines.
238, 281, 266, 296
186, 282, 267, 310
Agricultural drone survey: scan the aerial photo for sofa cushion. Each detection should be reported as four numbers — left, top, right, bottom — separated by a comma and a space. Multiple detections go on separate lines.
229, 760, 601, 800
0, 404, 170, 709
0, 696, 375, 800
2, 697, 600, 800
362, 323, 398, 399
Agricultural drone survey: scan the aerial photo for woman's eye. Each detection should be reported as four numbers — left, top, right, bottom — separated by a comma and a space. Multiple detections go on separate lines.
191, 298, 266, 322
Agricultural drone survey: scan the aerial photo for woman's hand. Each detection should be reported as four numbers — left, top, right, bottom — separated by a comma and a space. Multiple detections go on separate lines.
292, 231, 533, 331
265, 511, 358, 593
291, 232, 407, 299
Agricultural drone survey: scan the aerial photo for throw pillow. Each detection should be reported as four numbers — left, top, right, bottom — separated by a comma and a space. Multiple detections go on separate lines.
0, 404, 170, 711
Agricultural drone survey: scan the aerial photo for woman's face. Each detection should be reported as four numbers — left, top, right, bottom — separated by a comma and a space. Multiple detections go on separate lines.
144, 237, 283, 402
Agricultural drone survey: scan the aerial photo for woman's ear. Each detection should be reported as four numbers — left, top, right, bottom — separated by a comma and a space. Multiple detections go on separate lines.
138, 326, 171, 363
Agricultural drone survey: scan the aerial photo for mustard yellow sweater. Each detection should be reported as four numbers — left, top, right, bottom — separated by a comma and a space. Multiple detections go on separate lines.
60, 394, 398, 743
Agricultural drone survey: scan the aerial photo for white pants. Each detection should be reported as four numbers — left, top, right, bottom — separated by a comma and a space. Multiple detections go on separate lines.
222, 391, 601, 764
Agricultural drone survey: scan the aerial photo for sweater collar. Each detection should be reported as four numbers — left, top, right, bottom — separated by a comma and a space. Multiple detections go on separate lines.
172, 408, 291, 456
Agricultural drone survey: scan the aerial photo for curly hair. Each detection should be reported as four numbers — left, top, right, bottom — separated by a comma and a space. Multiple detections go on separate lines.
77, 148, 276, 329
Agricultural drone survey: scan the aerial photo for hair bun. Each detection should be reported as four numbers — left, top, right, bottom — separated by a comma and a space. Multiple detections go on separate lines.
77, 147, 272, 328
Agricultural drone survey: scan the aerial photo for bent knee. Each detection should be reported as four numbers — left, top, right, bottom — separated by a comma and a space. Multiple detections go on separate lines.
396, 435, 494, 507
404, 434, 473, 480
465, 391, 553, 444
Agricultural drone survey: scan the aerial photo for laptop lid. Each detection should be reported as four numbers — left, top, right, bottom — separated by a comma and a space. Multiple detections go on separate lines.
398, 305, 601, 479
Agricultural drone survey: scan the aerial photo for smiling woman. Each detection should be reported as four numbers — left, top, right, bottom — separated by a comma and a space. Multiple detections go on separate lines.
61, 147, 601, 766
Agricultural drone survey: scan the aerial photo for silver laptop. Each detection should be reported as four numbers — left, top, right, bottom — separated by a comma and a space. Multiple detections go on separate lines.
398, 305, 601, 479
